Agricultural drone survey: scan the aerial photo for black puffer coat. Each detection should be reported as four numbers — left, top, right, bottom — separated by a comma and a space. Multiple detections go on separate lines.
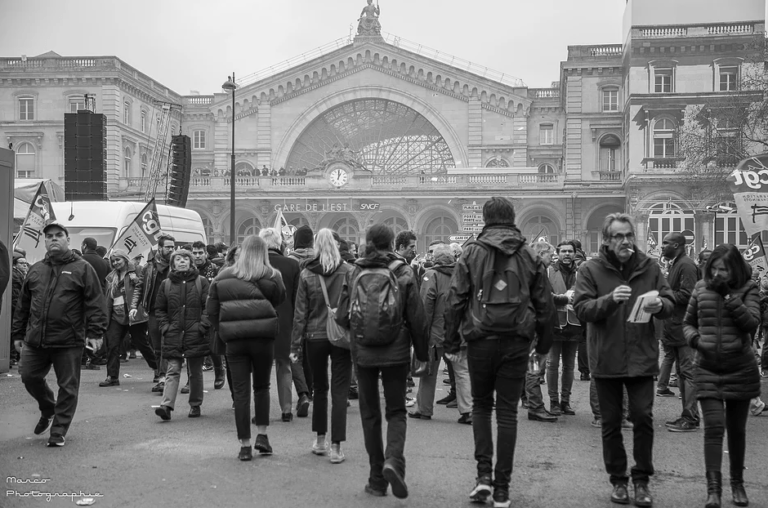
155, 267, 211, 359
683, 279, 761, 400
206, 267, 285, 343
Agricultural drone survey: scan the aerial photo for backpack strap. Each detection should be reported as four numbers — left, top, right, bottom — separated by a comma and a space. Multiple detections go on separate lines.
388, 259, 406, 273
318, 275, 331, 308
161, 278, 171, 295
195, 276, 203, 306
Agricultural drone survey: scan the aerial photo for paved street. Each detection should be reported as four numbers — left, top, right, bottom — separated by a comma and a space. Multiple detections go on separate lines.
1, 361, 766, 508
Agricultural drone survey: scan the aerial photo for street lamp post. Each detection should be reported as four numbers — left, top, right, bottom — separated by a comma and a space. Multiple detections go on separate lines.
222, 73, 238, 245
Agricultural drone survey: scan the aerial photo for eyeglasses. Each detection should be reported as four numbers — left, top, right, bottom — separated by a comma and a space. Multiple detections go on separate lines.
609, 233, 635, 242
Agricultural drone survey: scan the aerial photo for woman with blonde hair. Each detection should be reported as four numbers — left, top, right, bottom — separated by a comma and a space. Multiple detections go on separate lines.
290, 228, 354, 463
207, 235, 285, 461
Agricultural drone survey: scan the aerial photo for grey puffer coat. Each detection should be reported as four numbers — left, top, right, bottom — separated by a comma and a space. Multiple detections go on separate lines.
683, 279, 761, 400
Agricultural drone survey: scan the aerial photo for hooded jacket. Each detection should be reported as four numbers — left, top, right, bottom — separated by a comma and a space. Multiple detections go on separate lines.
444, 225, 555, 355
155, 265, 211, 359
12, 249, 107, 348
288, 247, 315, 268
573, 246, 674, 378
420, 261, 454, 348
104, 252, 143, 327
662, 253, 698, 347
291, 256, 353, 354
267, 248, 300, 360
336, 251, 429, 367
207, 267, 285, 343
683, 279, 761, 400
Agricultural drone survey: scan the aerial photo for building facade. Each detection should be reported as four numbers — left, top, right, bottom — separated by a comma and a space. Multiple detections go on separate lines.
1, 0, 764, 255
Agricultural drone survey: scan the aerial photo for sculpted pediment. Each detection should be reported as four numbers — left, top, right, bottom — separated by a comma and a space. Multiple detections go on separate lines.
212, 39, 532, 120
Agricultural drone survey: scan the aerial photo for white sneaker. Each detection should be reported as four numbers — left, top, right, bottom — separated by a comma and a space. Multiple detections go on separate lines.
406, 398, 416, 407
330, 443, 345, 464
312, 438, 329, 455
751, 398, 765, 416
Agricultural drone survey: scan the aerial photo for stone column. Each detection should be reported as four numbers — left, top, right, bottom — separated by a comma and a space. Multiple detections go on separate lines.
635, 214, 649, 252
467, 97, 482, 167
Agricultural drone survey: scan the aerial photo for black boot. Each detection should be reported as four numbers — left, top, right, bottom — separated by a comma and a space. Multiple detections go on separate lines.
731, 468, 749, 507
705, 471, 721, 508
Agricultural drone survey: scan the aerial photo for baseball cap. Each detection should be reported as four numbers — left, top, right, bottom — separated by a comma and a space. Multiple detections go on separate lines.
42, 220, 69, 236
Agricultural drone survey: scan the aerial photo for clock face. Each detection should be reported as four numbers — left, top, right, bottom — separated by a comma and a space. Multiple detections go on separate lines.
329, 168, 349, 187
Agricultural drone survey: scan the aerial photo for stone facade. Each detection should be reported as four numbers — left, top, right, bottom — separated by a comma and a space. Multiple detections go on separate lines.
1, 2, 764, 256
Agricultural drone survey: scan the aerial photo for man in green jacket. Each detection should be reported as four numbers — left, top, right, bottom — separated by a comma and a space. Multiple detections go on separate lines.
573, 213, 674, 508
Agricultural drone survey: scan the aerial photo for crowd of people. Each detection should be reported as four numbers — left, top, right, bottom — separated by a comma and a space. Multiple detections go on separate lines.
2, 195, 766, 508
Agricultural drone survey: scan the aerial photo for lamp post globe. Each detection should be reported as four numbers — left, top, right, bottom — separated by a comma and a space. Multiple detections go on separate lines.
222, 74, 238, 245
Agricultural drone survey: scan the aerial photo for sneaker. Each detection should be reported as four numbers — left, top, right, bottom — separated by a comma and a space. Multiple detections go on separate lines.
281, 412, 293, 422
665, 417, 683, 427
188, 406, 201, 418
129, 351, 137, 359
621, 419, 634, 430
34, 415, 54, 435
348, 387, 359, 400
469, 476, 492, 503
155, 405, 172, 421
493, 488, 511, 508
238, 446, 253, 461
98, 377, 120, 387
408, 412, 431, 420
254, 434, 272, 455
656, 388, 676, 397
382, 461, 408, 499
751, 398, 766, 416
405, 398, 416, 407
47, 433, 65, 447
436, 393, 456, 405
669, 379, 679, 388
297, 394, 310, 418
580, 372, 591, 381
446, 399, 458, 409
151, 381, 165, 393
591, 417, 602, 428
180, 383, 190, 394
329, 443, 345, 464
407, 378, 416, 388
312, 438, 329, 455
667, 419, 698, 432
202, 364, 214, 371
458, 413, 473, 425
364, 483, 387, 497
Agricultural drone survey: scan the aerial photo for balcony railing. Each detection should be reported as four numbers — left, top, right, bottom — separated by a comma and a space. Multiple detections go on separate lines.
595, 171, 622, 181
117, 171, 567, 193
531, 88, 560, 99
641, 157, 682, 170
184, 96, 214, 106
567, 44, 623, 60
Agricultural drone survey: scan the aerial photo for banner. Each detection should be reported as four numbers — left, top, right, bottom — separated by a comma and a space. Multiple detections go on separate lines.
728, 153, 768, 238
110, 199, 161, 259
13, 183, 56, 263
742, 235, 768, 276
273, 208, 296, 244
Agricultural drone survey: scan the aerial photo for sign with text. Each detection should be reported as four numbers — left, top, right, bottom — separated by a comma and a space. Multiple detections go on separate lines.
274, 200, 380, 213
729, 154, 768, 237
14, 183, 57, 264
110, 199, 161, 259
742, 235, 768, 275
462, 213, 484, 223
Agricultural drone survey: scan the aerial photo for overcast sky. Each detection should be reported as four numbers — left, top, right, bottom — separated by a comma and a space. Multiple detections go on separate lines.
2, 0, 630, 94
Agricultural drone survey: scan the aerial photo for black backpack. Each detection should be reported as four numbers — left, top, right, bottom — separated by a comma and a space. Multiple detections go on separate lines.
466, 242, 533, 340
349, 260, 405, 347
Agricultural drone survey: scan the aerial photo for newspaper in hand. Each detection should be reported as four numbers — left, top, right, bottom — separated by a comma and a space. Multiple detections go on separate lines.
627, 290, 659, 324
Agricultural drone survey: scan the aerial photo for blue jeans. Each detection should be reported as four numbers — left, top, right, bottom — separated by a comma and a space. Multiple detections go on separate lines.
467, 337, 529, 490
20, 345, 83, 437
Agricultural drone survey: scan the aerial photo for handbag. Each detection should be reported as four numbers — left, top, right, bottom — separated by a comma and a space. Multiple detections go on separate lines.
318, 275, 351, 350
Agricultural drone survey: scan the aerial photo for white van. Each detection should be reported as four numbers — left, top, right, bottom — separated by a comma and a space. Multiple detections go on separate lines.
49, 201, 207, 256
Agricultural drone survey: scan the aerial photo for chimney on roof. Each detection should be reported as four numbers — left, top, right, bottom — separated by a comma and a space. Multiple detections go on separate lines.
21, 55, 27, 61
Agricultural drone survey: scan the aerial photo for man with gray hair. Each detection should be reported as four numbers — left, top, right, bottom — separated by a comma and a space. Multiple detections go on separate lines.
573, 213, 674, 507
259, 228, 310, 420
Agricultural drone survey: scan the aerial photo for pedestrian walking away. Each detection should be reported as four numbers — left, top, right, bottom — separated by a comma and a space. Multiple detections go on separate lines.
206, 235, 285, 461
12, 220, 107, 447
573, 212, 674, 507
444, 197, 555, 508
683, 244, 761, 508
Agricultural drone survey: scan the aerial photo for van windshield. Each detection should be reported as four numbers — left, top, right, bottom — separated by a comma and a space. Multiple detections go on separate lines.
66, 227, 117, 252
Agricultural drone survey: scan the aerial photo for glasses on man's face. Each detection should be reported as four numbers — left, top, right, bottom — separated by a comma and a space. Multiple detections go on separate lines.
610, 233, 635, 242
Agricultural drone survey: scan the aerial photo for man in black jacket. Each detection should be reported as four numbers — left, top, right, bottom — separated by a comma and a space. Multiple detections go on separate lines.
660, 232, 700, 432
0, 240, 9, 315
444, 197, 555, 508
81, 237, 109, 291
12, 221, 107, 447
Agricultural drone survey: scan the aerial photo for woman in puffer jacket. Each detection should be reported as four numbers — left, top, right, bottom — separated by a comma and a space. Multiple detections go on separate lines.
154, 249, 211, 421
290, 229, 353, 464
683, 244, 761, 508
207, 235, 285, 461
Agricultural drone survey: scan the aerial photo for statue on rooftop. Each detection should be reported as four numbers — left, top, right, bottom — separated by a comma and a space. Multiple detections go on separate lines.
357, 0, 381, 36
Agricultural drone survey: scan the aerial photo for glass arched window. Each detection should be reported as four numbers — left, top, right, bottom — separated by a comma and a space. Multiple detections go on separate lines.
123, 147, 132, 177
647, 202, 695, 254
331, 217, 359, 244
141, 111, 147, 133
287, 216, 309, 229
585, 205, 624, 256
425, 216, 457, 247
653, 119, 676, 158
599, 135, 621, 172
15, 142, 35, 178
538, 163, 557, 183
140, 153, 148, 175
383, 216, 408, 237
485, 157, 509, 168
237, 217, 261, 243
522, 215, 559, 246
286, 99, 455, 175
713, 202, 748, 249
123, 100, 131, 125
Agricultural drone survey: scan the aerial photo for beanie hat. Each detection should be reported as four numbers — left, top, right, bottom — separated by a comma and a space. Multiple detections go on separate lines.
169, 249, 194, 267
294, 225, 314, 249
109, 249, 131, 265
